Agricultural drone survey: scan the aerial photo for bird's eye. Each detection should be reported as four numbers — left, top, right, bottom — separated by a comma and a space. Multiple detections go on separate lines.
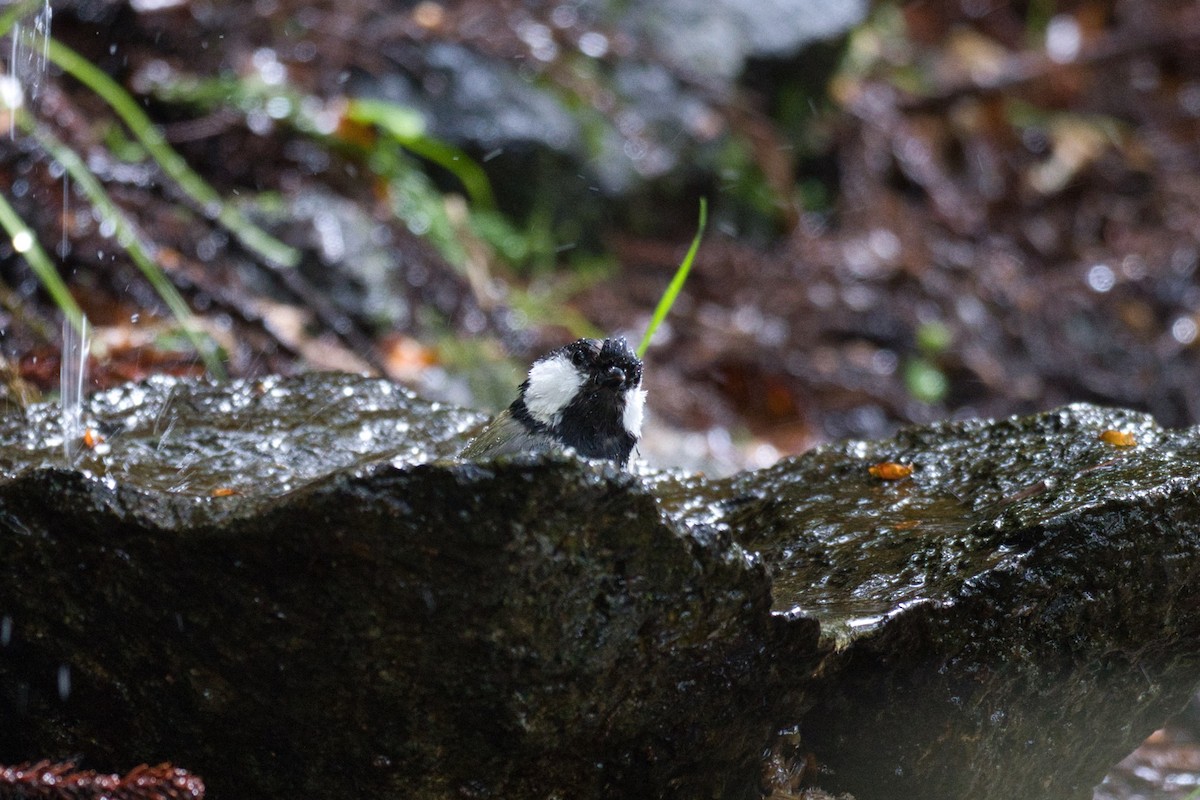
570, 348, 588, 366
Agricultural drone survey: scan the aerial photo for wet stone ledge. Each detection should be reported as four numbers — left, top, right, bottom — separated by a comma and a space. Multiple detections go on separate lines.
656, 402, 1200, 799
0, 375, 1198, 800
0, 374, 804, 800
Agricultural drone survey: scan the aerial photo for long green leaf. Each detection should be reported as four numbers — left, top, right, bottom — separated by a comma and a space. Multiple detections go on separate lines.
636, 197, 707, 358
43, 37, 301, 269
0, 188, 84, 333
24, 114, 225, 377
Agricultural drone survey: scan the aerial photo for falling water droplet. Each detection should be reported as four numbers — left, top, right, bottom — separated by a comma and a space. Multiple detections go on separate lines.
7, 31, 18, 141
56, 663, 71, 701
32, 0, 52, 98
60, 170, 69, 257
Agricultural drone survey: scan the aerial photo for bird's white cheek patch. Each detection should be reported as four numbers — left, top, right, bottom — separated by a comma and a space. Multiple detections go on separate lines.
622, 387, 646, 437
524, 354, 584, 425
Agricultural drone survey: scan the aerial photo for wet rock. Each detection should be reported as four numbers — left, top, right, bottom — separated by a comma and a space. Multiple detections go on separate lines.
0, 373, 482, 497
360, 1, 866, 200
3, 378, 1198, 800
284, 188, 484, 335
0, 374, 806, 800
374, 43, 580, 155
659, 403, 1200, 800
604, 0, 868, 79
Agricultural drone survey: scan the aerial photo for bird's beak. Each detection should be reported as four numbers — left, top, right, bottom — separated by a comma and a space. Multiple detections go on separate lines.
603, 365, 627, 387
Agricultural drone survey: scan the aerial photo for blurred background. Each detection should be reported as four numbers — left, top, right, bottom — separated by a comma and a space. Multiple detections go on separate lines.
5, 0, 1200, 469
1, 0, 1199, 795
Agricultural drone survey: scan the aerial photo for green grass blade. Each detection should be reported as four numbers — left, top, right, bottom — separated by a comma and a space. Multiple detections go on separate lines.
0, 187, 85, 334
347, 97, 497, 210
23, 114, 226, 377
636, 197, 707, 358
400, 133, 496, 210
43, 37, 301, 268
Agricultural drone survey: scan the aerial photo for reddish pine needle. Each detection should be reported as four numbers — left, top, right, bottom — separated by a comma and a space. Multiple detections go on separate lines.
0, 760, 205, 800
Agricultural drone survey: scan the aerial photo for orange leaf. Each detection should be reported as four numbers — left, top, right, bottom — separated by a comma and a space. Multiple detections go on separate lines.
1098, 430, 1136, 447
869, 462, 913, 480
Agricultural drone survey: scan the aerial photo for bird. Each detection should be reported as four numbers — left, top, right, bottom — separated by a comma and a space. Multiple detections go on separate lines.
459, 337, 646, 467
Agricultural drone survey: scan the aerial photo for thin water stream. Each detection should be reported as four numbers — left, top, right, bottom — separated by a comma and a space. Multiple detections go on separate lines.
5, 0, 50, 136
59, 313, 89, 463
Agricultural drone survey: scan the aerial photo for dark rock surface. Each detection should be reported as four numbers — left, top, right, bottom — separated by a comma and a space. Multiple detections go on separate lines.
1, 376, 1199, 800
0, 374, 808, 800
658, 404, 1200, 799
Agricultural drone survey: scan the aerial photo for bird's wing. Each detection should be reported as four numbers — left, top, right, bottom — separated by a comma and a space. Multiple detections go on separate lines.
459, 409, 558, 460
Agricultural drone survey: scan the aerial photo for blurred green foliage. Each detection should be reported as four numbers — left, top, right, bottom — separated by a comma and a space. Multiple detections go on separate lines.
905, 321, 954, 404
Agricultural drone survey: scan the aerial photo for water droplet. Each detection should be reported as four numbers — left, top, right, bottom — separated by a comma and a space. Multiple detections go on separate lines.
246, 109, 272, 135
0, 76, 24, 111
550, 5, 577, 28
11, 230, 33, 253
869, 228, 900, 262
265, 95, 292, 119
516, 20, 557, 62
1171, 316, 1197, 345
579, 31, 609, 58
622, 138, 648, 161
1045, 14, 1081, 64
56, 663, 71, 701
196, 234, 221, 261
1179, 82, 1200, 117
871, 349, 898, 375
252, 47, 287, 85
1085, 263, 1115, 293
406, 212, 431, 237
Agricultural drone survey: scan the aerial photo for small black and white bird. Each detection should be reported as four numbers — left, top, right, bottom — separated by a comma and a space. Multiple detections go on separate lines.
459, 337, 646, 466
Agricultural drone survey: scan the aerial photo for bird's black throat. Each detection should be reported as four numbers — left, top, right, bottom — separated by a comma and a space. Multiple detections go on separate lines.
511, 388, 635, 464
555, 387, 636, 463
